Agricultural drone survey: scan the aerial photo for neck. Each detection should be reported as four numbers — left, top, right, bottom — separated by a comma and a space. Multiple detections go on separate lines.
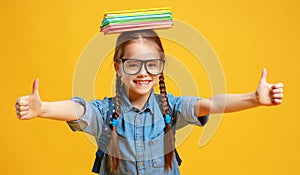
126, 90, 152, 110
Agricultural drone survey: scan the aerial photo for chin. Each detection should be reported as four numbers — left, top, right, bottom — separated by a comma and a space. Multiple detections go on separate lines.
128, 83, 154, 96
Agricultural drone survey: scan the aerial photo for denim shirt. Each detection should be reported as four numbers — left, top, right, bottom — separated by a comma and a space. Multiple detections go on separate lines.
67, 88, 209, 175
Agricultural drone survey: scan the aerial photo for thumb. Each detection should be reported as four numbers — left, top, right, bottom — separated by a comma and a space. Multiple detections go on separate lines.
260, 68, 268, 82
32, 78, 39, 95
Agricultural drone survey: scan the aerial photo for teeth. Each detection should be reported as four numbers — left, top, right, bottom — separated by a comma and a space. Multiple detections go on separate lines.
136, 81, 149, 85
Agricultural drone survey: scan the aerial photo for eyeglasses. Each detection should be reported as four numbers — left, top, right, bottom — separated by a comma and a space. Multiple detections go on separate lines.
121, 58, 165, 75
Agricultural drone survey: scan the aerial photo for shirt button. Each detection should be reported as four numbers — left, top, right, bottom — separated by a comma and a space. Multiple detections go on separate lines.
133, 107, 140, 112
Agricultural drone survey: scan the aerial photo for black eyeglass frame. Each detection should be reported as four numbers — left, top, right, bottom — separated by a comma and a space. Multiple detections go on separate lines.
121, 58, 165, 75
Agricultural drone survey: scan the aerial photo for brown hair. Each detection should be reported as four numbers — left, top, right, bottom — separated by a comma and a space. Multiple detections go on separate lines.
110, 29, 174, 172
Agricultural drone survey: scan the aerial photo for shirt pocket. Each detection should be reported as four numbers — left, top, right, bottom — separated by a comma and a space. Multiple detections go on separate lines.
149, 137, 165, 168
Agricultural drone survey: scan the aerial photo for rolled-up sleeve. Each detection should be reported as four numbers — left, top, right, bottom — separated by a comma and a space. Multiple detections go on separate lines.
167, 94, 209, 130
67, 97, 107, 139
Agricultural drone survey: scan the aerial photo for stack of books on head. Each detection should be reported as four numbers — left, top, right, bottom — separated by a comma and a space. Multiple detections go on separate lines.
100, 7, 173, 34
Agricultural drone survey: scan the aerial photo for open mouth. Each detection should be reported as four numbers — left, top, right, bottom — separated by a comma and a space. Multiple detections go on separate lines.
134, 80, 151, 86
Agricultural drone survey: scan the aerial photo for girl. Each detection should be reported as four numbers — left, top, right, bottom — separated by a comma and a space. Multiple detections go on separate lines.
15, 29, 283, 175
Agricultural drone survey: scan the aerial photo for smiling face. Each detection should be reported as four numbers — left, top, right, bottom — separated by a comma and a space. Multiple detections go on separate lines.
115, 39, 162, 99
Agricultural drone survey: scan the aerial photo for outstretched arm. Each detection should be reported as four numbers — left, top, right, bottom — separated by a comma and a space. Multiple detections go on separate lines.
195, 68, 284, 116
15, 79, 84, 121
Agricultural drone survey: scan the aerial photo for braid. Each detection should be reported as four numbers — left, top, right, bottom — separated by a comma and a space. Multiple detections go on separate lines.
159, 73, 175, 171
108, 75, 122, 173
114, 75, 122, 116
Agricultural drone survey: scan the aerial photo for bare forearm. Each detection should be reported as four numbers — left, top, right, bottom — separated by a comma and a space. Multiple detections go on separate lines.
210, 92, 259, 114
196, 92, 259, 116
39, 100, 84, 121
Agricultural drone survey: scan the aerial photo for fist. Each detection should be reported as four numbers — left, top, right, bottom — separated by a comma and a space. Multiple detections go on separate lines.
15, 79, 42, 120
256, 68, 284, 106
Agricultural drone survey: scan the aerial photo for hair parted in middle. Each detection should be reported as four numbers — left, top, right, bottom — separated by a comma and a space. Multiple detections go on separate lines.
107, 29, 175, 173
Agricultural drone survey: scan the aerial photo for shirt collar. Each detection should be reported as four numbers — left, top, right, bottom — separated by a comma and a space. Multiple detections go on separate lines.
119, 86, 157, 114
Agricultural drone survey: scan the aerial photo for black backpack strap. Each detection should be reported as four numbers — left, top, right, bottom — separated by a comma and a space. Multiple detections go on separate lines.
92, 97, 114, 174
171, 117, 182, 166
92, 149, 105, 173
175, 149, 182, 166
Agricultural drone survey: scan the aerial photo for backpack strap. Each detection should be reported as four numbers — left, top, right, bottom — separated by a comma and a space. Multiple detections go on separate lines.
92, 97, 114, 174
92, 149, 105, 173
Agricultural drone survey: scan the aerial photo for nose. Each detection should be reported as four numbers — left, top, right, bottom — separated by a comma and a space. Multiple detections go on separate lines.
138, 63, 148, 76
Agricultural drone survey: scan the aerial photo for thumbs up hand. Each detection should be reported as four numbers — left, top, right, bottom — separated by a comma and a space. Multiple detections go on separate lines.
16, 79, 42, 120
256, 68, 284, 106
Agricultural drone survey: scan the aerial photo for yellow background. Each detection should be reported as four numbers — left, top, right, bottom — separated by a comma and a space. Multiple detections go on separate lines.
1, 0, 299, 174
